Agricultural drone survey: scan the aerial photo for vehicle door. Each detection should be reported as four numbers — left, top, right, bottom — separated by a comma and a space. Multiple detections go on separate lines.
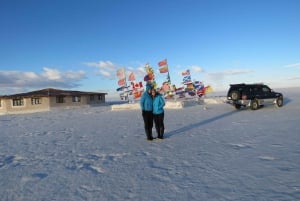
261, 85, 274, 104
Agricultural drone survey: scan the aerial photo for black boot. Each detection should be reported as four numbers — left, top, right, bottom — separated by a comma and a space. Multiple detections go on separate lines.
146, 129, 153, 141
158, 127, 164, 139
156, 127, 160, 139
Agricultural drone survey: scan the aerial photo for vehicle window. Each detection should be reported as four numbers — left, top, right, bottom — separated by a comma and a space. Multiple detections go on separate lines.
262, 87, 270, 93
252, 87, 259, 93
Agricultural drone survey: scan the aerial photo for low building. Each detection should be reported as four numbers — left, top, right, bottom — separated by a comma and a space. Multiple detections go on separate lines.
0, 88, 107, 115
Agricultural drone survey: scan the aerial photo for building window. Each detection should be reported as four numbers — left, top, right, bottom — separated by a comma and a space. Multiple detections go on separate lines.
72, 96, 81, 102
12, 98, 24, 106
90, 95, 95, 101
31, 98, 42, 105
98, 95, 103, 101
56, 96, 65, 103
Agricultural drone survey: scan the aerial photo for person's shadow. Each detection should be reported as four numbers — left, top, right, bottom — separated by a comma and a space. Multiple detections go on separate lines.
165, 110, 240, 138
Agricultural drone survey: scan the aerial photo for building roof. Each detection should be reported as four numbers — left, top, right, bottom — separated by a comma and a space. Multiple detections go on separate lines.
0, 88, 107, 99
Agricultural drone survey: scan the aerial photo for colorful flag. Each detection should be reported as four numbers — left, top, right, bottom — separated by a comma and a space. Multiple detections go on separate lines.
116, 86, 126, 91
133, 90, 143, 99
131, 81, 143, 89
182, 70, 190, 76
205, 85, 213, 93
159, 65, 169, 73
158, 59, 167, 67
158, 59, 169, 73
183, 75, 191, 83
175, 87, 185, 95
128, 72, 135, 81
145, 63, 155, 80
116, 68, 125, 80
118, 79, 126, 86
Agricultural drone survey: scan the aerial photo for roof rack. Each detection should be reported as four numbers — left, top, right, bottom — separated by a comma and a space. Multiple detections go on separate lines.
230, 83, 264, 86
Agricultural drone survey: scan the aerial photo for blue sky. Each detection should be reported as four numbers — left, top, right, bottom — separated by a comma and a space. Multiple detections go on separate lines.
0, 0, 299, 97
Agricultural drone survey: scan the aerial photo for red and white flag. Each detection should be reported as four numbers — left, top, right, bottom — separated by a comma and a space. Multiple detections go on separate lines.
118, 79, 126, 86
158, 59, 169, 73
128, 72, 135, 81
158, 59, 167, 67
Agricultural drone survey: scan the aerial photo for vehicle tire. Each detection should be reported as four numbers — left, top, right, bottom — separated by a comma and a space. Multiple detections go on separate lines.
230, 91, 240, 101
276, 96, 283, 107
250, 99, 259, 110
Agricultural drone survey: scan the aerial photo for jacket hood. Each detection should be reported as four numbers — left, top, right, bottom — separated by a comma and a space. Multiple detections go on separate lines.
146, 84, 152, 91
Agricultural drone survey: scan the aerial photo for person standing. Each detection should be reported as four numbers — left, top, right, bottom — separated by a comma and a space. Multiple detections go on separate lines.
140, 84, 154, 141
152, 89, 165, 139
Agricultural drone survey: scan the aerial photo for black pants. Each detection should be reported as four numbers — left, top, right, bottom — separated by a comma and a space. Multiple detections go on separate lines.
153, 113, 164, 138
142, 111, 153, 139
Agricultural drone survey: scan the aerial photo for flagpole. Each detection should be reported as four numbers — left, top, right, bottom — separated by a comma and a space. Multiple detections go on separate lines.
124, 68, 129, 103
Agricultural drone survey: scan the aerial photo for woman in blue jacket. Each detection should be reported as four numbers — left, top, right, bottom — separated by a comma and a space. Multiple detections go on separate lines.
152, 89, 165, 139
140, 84, 154, 140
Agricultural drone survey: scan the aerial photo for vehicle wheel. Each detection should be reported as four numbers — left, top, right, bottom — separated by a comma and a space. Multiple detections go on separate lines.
234, 104, 241, 110
250, 99, 259, 110
276, 96, 283, 107
230, 91, 240, 101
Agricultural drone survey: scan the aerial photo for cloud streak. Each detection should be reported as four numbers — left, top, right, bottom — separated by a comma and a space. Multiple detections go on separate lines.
83, 60, 146, 80
284, 63, 300, 68
0, 68, 86, 94
207, 69, 253, 80
83, 60, 117, 80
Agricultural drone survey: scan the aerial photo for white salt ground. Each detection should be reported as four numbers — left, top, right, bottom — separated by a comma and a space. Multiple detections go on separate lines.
0, 88, 299, 201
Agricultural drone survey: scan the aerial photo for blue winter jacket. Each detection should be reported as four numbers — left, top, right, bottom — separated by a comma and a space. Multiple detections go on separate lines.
140, 91, 153, 111
153, 94, 165, 114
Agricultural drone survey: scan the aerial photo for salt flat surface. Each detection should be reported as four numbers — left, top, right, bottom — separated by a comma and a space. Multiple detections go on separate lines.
0, 88, 299, 201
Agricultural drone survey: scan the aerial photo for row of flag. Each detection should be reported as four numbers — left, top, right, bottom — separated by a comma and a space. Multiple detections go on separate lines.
116, 59, 212, 100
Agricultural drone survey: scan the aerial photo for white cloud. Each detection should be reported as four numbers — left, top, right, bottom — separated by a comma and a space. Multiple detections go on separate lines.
83, 60, 116, 70
65, 70, 86, 80
83, 60, 147, 80
287, 76, 300, 80
223, 69, 253, 75
0, 68, 86, 94
99, 70, 111, 78
284, 63, 300, 68
207, 69, 253, 80
191, 65, 204, 73
42, 67, 61, 80
83, 60, 119, 79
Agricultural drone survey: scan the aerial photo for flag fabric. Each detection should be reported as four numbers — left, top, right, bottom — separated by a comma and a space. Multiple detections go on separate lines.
158, 59, 169, 73
159, 65, 169, 73
145, 63, 155, 80
182, 70, 190, 76
194, 81, 204, 90
175, 87, 185, 95
186, 83, 194, 90
116, 68, 126, 80
131, 81, 143, 89
128, 72, 135, 81
116, 86, 126, 91
183, 75, 191, 83
158, 59, 167, 67
205, 85, 213, 93
133, 90, 143, 99
118, 79, 126, 86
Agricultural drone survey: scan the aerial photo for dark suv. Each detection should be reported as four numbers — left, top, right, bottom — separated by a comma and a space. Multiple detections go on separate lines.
227, 83, 283, 110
